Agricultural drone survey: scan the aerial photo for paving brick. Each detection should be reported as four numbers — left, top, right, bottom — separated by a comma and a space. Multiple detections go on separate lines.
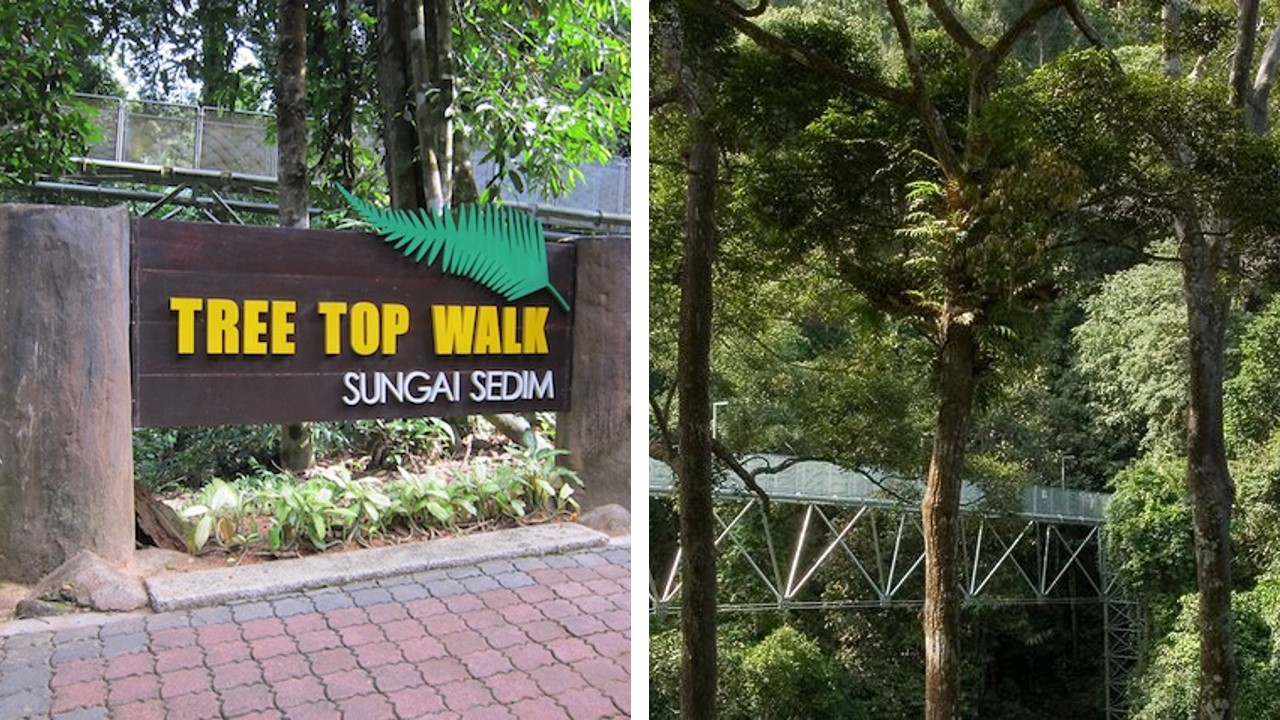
557, 685, 621, 719
324, 606, 370, 629
0, 688, 50, 719
493, 572, 535, 590
353, 641, 403, 670
504, 643, 556, 672
484, 670, 542, 704
283, 700, 343, 720
210, 660, 263, 692
270, 597, 315, 618
102, 633, 150, 658
418, 657, 469, 685
338, 623, 385, 648
438, 678, 495, 712
461, 575, 501, 593
532, 663, 586, 696
51, 657, 105, 687
379, 618, 422, 642
248, 634, 297, 661
426, 578, 467, 597
162, 690, 222, 720
52, 706, 109, 720
202, 640, 252, 668
145, 614, 191, 632
571, 657, 629, 688
308, 590, 355, 612
509, 696, 571, 720
481, 625, 529, 651
461, 608, 506, 631
187, 606, 235, 628
497, 602, 544, 624
149, 626, 197, 651
282, 612, 328, 635
239, 617, 286, 640
0, 662, 52, 695
575, 594, 618, 616
111, 698, 165, 720
543, 554, 578, 569
152, 646, 203, 671
106, 673, 160, 705
334, 691, 397, 720
524, 620, 570, 644
218, 682, 274, 716
478, 559, 515, 575
293, 628, 343, 653
100, 618, 148, 638
195, 623, 242, 648
50, 679, 107, 714
228, 602, 275, 623
445, 565, 482, 580
261, 653, 312, 683
387, 582, 431, 602
387, 686, 446, 719
322, 668, 375, 700
308, 647, 359, 675
105, 653, 156, 681
442, 593, 484, 614
370, 662, 424, 694
51, 641, 102, 664
159, 666, 212, 700
513, 583, 556, 603
440, 630, 488, 657
398, 634, 448, 663
559, 614, 608, 638
52, 626, 102, 644
404, 597, 447, 619
272, 675, 326, 710
585, 632, 630, 658
350, 587, 394, 607
463, 649, 514, 679
365, 602, 409, 623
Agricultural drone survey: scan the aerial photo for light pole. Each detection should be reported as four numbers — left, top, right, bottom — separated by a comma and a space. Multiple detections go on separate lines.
1060, 453, 1075, 489
712, 401, 729, 439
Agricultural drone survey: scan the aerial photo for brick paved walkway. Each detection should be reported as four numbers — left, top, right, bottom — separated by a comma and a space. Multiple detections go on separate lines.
0, 544, 630, 719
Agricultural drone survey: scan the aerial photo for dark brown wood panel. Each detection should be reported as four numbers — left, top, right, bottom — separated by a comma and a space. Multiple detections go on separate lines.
131, 218, 576, 426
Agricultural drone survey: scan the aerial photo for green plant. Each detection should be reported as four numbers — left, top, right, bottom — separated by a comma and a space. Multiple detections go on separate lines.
352, 418, 456, 469
508, 446, 583, 516
386, 469, 456, 529
327, 468, 392, 543
338, 185, 569, 311
258, 478, 354, 552
181, 478, 259, 553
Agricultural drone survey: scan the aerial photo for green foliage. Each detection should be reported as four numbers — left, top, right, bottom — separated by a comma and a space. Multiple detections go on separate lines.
175, 445, 582, 555
133, 424, 279, 491
1225, 293, 1280, 449
1104, 455, 1196, 612
1131, 574, 1280, 719
0, 0, 97, 182
338, 186, 568, 311
347, 418, 456, 470
741, 625, 854, 719
1075, 255, 1188, 453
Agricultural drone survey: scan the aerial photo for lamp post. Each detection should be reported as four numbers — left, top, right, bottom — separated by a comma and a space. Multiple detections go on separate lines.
712, 401, 729, 439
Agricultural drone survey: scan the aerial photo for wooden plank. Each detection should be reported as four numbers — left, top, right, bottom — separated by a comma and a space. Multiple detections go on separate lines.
131, 218, 576, 427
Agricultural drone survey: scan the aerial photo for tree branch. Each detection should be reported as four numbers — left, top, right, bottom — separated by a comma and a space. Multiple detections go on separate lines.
884, 0, 963, 178
1064, 0, 1113, 58
990, 0, 1065, 66
651, 86, 682, 113
684, 0, 914, 107
923, 0, 984, 53
710, 439, 772, 510
1246, 21, 1280, 133
1232, 0, 1261, 109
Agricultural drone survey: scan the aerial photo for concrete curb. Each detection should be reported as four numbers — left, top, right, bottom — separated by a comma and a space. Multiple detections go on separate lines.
145, 523, 610, 612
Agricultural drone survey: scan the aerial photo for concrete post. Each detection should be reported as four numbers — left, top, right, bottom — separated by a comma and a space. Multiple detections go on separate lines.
558, 236, 630, 510
0, 205, 134, 583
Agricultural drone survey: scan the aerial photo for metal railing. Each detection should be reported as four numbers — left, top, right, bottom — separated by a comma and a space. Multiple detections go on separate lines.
72, 93, 630, 220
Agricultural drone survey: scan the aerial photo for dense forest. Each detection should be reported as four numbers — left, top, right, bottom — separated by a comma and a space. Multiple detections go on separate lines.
651, 0, 1280, 717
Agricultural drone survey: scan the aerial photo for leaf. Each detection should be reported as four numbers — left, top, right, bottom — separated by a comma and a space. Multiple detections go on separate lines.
192, 515, 214, 552
337, 185, 570, 312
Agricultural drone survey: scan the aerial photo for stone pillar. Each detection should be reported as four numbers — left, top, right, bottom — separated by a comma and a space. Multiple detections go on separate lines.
558, 236, 630, 510
0, 205, 134, 583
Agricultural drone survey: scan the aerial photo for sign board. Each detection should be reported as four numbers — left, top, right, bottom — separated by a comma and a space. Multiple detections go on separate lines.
131, 218, 575, 426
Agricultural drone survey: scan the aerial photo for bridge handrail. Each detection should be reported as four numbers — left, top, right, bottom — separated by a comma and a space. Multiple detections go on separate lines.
648, 455, 1110, 525
69, 93, 630, 220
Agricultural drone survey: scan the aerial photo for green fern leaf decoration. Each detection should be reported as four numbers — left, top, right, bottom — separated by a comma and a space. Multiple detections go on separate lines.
337, 185, 570, 312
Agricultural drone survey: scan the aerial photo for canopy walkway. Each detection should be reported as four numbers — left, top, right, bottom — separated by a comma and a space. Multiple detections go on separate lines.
649, 455, 1140, 718
28, 94, 630, 234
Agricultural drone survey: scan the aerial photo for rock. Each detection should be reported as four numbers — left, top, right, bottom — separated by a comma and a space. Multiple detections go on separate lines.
15, 598, 73, 619
27, 550, 148, 612
577, 504, 630, 537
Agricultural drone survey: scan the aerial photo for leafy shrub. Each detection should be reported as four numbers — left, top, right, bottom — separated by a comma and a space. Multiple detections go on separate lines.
133, 424, 278, 491
742, 625, 853, 719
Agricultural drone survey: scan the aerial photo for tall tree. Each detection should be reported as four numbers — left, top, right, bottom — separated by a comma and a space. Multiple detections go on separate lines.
277, 0, 314, 471
677, 1, 1111, 715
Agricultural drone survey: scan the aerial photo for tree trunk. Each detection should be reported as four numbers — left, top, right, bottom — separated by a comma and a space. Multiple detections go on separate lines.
277, 0, 314, 472
677, 114, 719, 719
923, 307, 978, 720
377, 0, 423, 209
1177, 209, 1236, 720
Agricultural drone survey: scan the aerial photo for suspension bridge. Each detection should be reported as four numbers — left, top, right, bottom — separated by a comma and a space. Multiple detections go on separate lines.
26, 93, 630, 233
649, 455, 1140, 718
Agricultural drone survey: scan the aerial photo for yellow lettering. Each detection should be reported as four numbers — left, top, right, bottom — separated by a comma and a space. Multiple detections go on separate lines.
501, 307, 522, 354
382, 303, 410, 355
522, 307, 549, 354
474, 306, 501, 354
206, 299, 239, 354
350, 302, 380, 356
271, 300, 296, 354
170, 297, 202, 354
241, 300, 269, 355
431, 305, 476, 355
318, 302, 348, 355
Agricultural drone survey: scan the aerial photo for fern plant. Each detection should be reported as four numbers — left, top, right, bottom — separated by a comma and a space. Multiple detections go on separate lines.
337, 186, 570, 312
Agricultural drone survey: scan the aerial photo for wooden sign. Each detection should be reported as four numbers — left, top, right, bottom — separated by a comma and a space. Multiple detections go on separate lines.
131, 218, 575, 426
